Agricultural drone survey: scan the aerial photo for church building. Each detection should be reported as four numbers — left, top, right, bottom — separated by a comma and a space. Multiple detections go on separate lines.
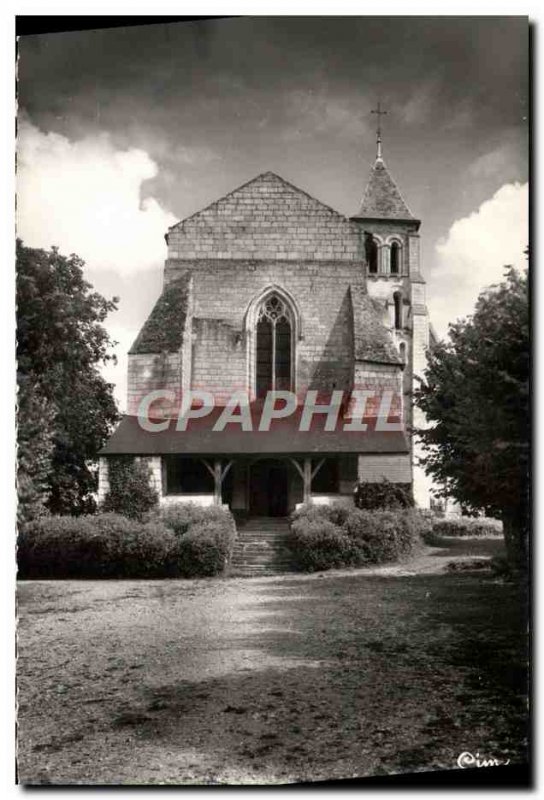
99, 128, 434, 514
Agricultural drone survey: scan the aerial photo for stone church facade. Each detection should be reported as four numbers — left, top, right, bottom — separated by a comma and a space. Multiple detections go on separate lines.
99, 148, 434, 514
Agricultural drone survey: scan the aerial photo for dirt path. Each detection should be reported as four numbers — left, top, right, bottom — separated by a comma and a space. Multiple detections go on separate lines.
17, 538, 527, 785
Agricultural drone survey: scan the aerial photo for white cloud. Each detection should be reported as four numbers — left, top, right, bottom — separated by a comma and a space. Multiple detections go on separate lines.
429, 182, 528, 337
16, 120, 178, 410
16, 120, 177, 275
100, 322, 141, 413
467, 141, 524, 182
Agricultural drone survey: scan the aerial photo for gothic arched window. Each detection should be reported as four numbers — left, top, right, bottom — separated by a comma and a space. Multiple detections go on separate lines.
390, 242, 400, 275
255, 294, 293, 397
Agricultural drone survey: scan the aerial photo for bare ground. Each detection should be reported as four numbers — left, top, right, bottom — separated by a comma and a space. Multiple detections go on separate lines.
16, 537, 528, 785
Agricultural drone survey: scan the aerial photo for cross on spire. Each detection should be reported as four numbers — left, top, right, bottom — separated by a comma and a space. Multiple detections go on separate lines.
371, 101, 388, 160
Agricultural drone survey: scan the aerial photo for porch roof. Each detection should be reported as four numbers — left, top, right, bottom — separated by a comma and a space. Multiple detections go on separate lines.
100, 413, 410, 456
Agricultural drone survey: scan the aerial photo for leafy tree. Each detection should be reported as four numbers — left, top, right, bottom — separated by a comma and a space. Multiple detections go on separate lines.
16, 239, 119, 516
415, 266, 529, 570
16, 374, 55, 525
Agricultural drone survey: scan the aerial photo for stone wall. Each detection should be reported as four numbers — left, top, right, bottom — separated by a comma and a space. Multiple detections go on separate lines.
352, 362, 404, 422
97, 457, 109, 504
167, 259, 361, 398
127, 352, 182, 416
410, 278, 432, 507
357, 454, 412, 483
166, 172, 363, 263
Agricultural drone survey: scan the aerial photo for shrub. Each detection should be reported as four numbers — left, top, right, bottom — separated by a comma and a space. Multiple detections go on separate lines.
344, 509, 418, 564
161, 505, 237, 578
175, 520, 236, 577
432, 517, 503, 538
288, 517, 355, 572
287, 505, 426, 572
17, 513, 177, 578
354, 480, 414, 510
87, 514, 178, 577
102, 457, 159, 520
161, 503, 235, 538
291, 502, 352, 527
410, 509, 434, 542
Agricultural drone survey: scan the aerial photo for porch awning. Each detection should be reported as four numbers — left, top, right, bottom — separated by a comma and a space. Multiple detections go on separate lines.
100, 411, 409, 456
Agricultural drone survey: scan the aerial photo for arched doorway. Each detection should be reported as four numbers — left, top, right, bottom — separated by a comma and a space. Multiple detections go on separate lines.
249, 458, 289, 517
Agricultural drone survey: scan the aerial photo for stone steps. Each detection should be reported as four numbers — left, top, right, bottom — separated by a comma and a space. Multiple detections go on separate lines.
229, 517, 296, 577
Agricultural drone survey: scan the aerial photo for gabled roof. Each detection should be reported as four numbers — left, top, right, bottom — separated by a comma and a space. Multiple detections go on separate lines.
350, 284, 403, 366
352, 158, 417, 222
168, 171, 349, 233
129, 273, 191, 355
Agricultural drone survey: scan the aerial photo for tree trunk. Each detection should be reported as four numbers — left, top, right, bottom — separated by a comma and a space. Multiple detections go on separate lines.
502, 505, 529, 576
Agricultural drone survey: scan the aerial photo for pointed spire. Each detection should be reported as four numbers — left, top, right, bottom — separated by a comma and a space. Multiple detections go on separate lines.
371, 101, 387, 161
351, 104, 418, 222
353, 159, 417, 221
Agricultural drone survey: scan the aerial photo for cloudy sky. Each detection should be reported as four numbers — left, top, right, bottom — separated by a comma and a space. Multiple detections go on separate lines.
16, 16, 528, 409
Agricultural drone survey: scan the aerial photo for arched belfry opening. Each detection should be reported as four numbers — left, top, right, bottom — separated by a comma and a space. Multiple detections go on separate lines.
390, 241, 400, 274
246, 286, 299, 399
365, 234, 379, 274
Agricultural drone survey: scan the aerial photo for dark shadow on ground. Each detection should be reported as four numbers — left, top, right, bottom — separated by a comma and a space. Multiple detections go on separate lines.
425, 535, 505, 559
105, 574, 527, 781
17, 543, 528, 785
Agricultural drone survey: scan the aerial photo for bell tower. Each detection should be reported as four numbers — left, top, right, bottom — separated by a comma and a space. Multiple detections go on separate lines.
350, 105, 432, 507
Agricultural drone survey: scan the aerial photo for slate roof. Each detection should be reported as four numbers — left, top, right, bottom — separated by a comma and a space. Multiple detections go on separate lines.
353, 158, 417, 222
168, 171, 350, 233
129, 273, 191, 355
350, 284, 403, 366
99, 410, 409, 456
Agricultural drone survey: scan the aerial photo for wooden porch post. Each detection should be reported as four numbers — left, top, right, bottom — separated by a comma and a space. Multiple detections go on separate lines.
303, 457, 312, 505
288, 457, 315, 505
201, 458, 234, 506
213, 459, 222, 505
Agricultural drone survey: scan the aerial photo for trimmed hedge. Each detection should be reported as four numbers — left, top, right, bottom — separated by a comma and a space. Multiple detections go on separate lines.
344, 509, 418, 563
287, 504, 426, 572
289, 518, 355, 572
18, 505, 238, 579
291, 502, 352, 527
176, 520, 236, 578
431, 517, 503, 538
160, 503, 235, 537
161, 504, 237, 577
17, 513, 177, 578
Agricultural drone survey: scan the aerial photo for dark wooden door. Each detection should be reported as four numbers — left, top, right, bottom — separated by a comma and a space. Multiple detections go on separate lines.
249, 460, 288, 517
249, 461, 268, 515
269, 465, 288, 516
